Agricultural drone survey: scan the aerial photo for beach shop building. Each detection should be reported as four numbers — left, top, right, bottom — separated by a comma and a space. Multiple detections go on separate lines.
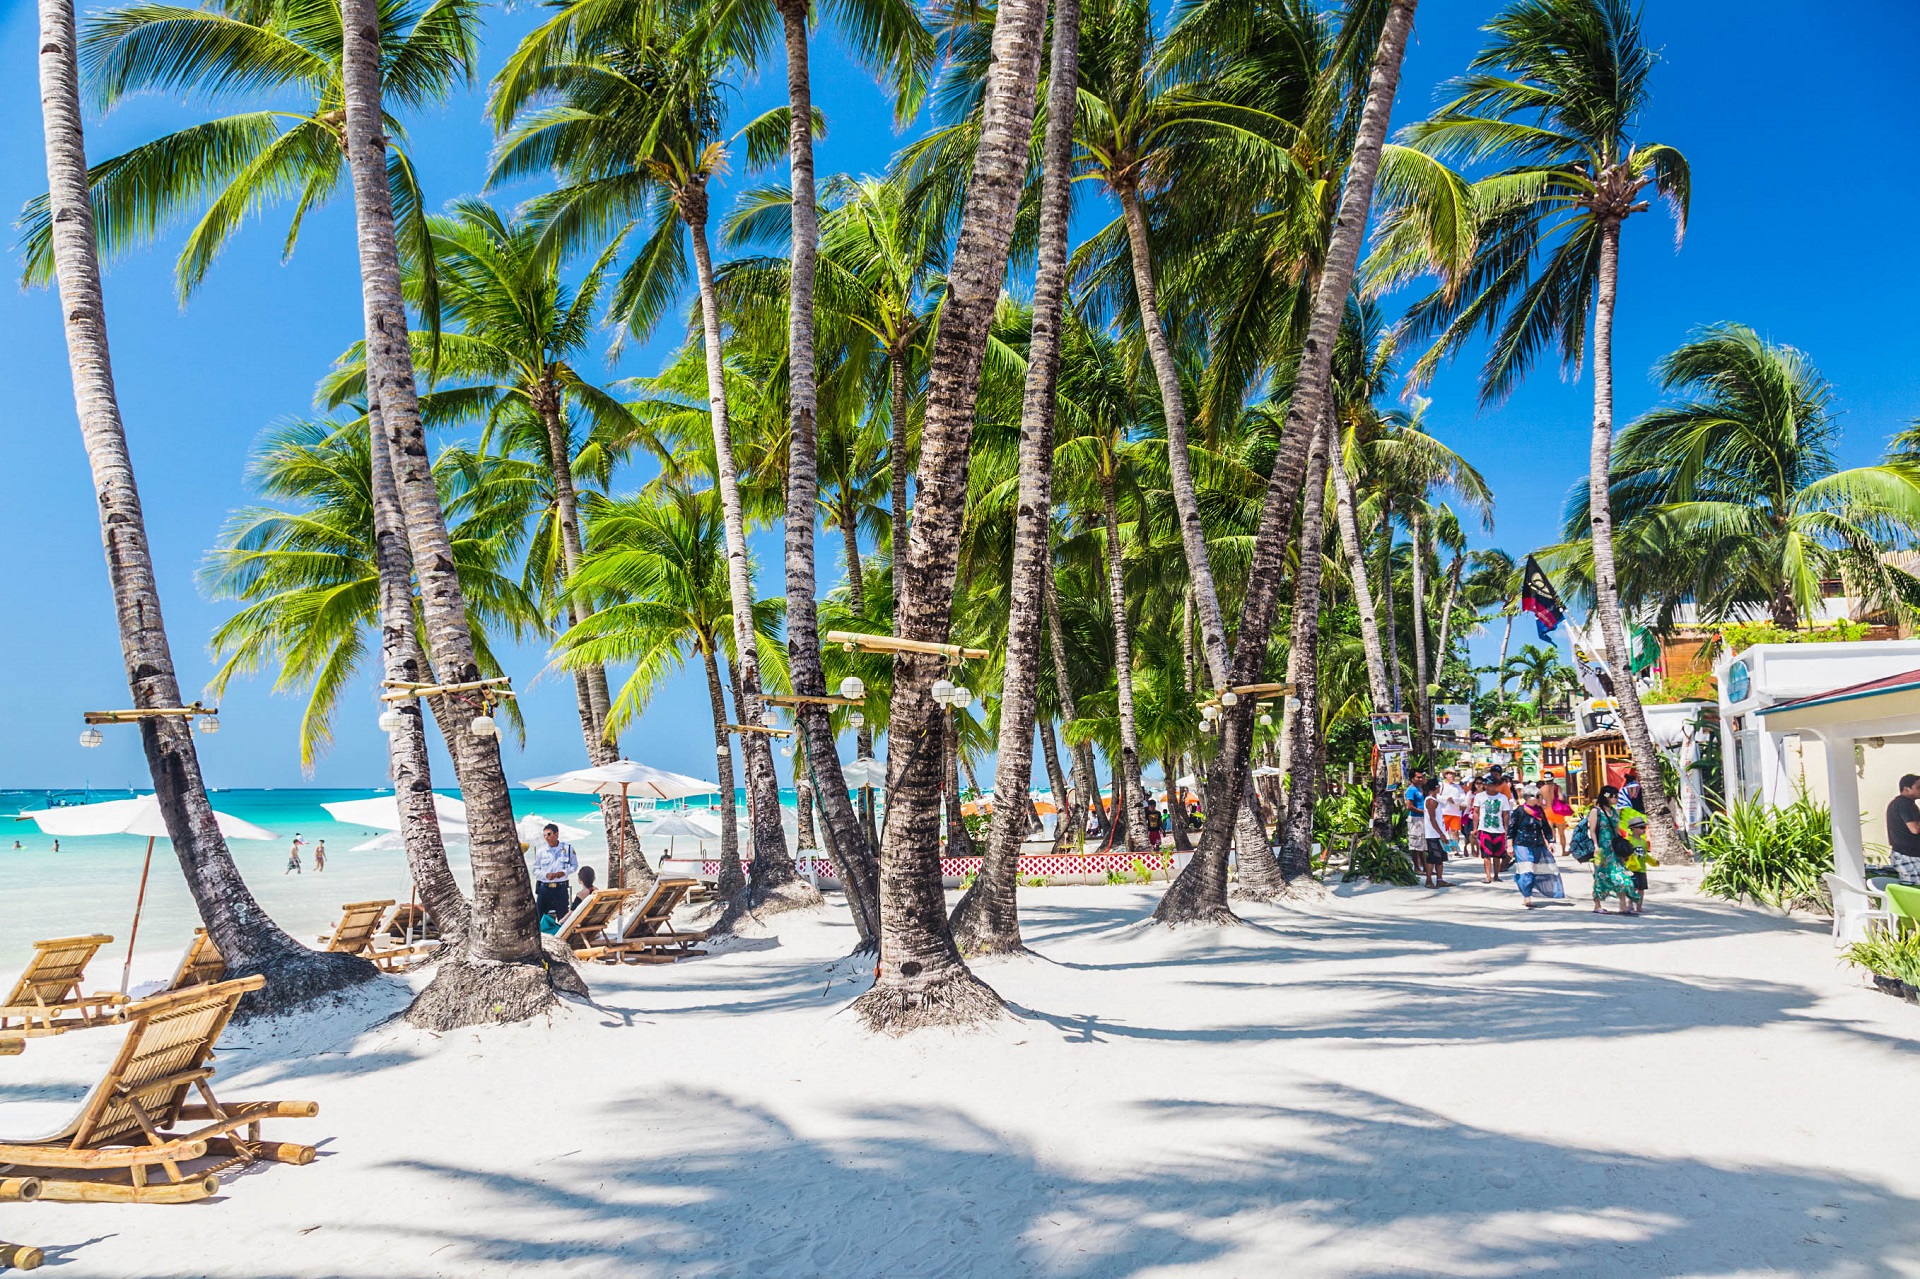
1716, 641, 1920, 816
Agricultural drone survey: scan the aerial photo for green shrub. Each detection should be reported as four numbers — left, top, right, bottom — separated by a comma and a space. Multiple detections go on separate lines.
1697, 794, 1832, 913
1021, 874, 1048, 889
1341, 833, 1418, 886
1104, 869, 1128, 886
1130, 858, 1156, 885
1843, 930, 1920, 984
958, 871, 978, 891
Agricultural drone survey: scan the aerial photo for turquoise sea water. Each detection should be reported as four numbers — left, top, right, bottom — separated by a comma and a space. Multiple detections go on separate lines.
0, 786, 798, 981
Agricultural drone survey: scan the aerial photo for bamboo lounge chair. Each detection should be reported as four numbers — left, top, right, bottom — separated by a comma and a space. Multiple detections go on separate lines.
0, 936, 128, 1036
0, 1239, 45, 1271
382, 903, 437, 944
166, 929, 226, 992
553, 888, 637, 961
603, 879, 709, 963
0, 975, 318, 1203
318, 901, 431, 973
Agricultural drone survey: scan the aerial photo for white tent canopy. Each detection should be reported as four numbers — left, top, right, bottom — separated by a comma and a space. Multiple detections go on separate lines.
19, 795, 277, 841
838, 757, 887, 789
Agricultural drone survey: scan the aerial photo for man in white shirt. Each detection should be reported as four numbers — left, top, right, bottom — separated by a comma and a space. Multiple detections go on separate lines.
531, 824, 579, 923
1474, 782, 1515, 883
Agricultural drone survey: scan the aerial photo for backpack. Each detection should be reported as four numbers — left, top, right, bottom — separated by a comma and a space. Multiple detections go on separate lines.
1568, 818, 1596, 863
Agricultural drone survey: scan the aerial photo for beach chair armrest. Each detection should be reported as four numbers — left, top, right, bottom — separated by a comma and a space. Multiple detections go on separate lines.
0, 1138, 209, 1169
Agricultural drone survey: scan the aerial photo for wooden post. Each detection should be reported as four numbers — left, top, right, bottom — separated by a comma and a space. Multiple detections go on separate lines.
120, 835, 156, 995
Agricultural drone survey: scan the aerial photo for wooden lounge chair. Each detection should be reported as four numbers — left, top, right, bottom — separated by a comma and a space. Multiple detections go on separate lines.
316, 900, 432, 972
1, 1038, 22, 1058
166, 929, 226, 992
0, 976, 318, 1203
552, 888, 637, 962
0, 936, 128, 1036
382, 903, 437, 944
603, 879, 709, 963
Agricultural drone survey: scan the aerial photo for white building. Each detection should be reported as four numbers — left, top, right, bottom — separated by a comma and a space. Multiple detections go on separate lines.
1716, 640, 1920, 810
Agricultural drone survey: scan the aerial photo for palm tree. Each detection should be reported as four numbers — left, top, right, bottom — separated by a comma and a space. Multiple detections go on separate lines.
202, 418, 542, 930
556, 485, 787, 899
1552, 325, 1920, 628
33, 0, 372, 1009
404, 197, 651, 882
1375, 0, 1689, 860
340, 0, 569, 1026
1503, 644, 1571, 717
948, 0, 1082, 956
19, 0, 474, 304
851, 0, 1050, 1033
492, 18, 806, 908
1155, 0, 1418, 924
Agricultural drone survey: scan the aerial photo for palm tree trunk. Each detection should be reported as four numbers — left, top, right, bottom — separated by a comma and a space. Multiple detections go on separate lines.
369, 395, 469, 938
683, 201, 806, 911
795, 775, 817, 850
1330, 416, 1391, 710
1040, 718, 1074, 853
1433, 550, 1464, 699
1278, 405, 1335, 880
855, 0, 1049, 1032
702, 642, 744, 898
890, 346, 912, 612
1044, 566, 1104, 838
1588, 219, 1687, 863
944, 715, 974, 858
950, 0, 1079, 956
35, 0, 371, 1012
1155, 0, 1418, 925
1410, 511, 1433, 761
1102, 474, 1151, 848
1381, 499, 1403, 710
537, 396, 646, 889
340, 0, 573, 1027
1118, 187, 1229, 692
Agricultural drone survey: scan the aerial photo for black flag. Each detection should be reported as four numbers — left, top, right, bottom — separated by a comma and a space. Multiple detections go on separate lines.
1520, 556, 1564, 640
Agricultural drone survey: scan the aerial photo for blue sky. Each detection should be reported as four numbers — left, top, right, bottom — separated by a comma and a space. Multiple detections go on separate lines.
3, 0, 1917, 790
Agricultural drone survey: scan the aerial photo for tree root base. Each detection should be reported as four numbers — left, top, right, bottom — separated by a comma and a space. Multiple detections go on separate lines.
232, 948, 381, 1021
851, 967, 1006, 1036
403, 943, 589, 1031
704, 878, 824, 938
1148, 901, 1245, 928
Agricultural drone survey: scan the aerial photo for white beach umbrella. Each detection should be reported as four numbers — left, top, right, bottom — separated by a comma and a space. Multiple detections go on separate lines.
638, 809, 722, 862
1252, 766, 1284, 778
321, 793, 468, 831
349, 828, 470, 854
516, 814, 590, 843
17, 796, 277, 994
522, 760, 721, 883
1176, 774, 1200, 790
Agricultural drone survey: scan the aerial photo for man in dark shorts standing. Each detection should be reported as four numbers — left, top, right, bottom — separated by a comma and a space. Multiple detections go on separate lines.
1886, 774, 1920, 884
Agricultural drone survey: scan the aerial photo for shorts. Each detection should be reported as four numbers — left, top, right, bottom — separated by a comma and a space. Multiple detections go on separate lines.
1409, 830, 1426, 853
1631, 870, 1649, 892
1477, 832, 1507, 857
1423, 845, 1448, 867
1443, 814, 1463, 833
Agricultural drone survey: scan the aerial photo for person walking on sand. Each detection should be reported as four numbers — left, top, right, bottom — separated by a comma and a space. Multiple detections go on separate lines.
1510, 785, 1565, 906
313, 839, 326, 873
1437, 768, 1468, 845
1145, 797, 1164, 851
531, 822, 578, 924
1540, 776, 1570, 854
1587, 786, 1641, 915
285, 833, 304, 875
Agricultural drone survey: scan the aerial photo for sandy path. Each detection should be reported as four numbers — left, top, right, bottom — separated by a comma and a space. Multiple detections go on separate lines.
4, 870, 1917, 1277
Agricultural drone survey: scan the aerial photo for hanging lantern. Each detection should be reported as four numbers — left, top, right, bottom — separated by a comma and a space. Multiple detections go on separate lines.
952, 686, 973, 709
1258, 712, 1273, 727
79, 726, 104, 749
1221, 691, 1239, 706
839, 675, 865, 701
470, 714, 497, 740
197, 713, 220, 735
848, 710, 866, 729
716, 743, 729, 756
1201, 704, 1220, 721
378, 708, 404, 734
780, 745, 794, 757
1198, 719, 1214, 734
931, 678, 956, 706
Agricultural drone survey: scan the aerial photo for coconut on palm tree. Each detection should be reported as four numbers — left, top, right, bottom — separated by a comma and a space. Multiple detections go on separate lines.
1374, 0, 1689, 860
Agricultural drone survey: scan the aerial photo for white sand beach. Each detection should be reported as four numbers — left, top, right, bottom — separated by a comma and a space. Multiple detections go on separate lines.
5, 870, 1918, 1278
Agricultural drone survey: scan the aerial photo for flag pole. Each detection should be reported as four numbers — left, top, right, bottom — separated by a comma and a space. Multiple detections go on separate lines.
121, 834, 156, 995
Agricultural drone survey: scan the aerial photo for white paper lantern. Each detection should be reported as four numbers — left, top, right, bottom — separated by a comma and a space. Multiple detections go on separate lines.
839, 675, 865, 701
378, 708, 404, 734
79, 727, 104, 749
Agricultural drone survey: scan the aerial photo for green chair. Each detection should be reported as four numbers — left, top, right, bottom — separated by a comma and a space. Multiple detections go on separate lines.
1884, 882, 1920, 936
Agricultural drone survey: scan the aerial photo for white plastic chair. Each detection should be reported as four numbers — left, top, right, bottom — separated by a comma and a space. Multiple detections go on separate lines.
1825, 873, 1892, 945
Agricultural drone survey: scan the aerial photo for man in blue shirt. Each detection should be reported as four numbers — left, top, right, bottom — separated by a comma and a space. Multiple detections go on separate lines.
531, 823, 579, 924
1405, 768, 1428, 865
